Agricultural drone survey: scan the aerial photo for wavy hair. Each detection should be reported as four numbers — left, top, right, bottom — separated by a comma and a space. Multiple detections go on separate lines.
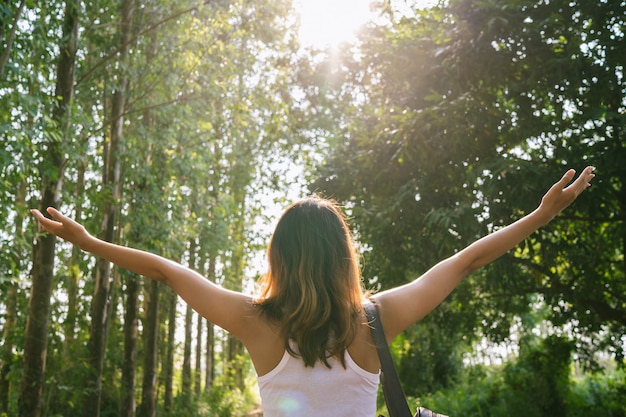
255, 197, 366, 368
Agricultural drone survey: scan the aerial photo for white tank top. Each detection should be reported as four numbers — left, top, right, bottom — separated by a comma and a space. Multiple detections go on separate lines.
257, 347, 380, 417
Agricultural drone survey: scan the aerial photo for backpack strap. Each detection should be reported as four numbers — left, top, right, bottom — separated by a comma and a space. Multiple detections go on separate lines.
364, 302, 413, 417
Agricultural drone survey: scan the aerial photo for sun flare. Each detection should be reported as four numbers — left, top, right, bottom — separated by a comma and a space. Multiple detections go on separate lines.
294, 0, 438, 48
294, 0, 375, 48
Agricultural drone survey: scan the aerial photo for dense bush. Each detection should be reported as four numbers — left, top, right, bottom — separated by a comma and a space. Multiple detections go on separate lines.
377, 336, 625, 417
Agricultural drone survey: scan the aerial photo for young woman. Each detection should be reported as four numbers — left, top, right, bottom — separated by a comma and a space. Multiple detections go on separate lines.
32, 166, 595, 417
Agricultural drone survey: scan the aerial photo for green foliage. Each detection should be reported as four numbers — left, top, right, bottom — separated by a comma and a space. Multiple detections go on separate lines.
199, 374, 259, 417
568, 366, 626, 417
309, 0, 625, 382
408, 336, 625, 417
2, 0, 624, 414
2, 0, 302, 415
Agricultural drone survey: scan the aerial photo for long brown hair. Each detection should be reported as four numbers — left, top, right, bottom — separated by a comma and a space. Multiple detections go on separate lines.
255, 197, 366, 368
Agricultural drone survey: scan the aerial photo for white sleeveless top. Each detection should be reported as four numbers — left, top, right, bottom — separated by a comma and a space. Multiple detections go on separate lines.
257, 347, 380, 417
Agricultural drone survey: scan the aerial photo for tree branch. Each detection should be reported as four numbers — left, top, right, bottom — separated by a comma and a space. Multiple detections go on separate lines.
76, 0, 215, 86
0, 0, 26, 81
510, 256, 626, 326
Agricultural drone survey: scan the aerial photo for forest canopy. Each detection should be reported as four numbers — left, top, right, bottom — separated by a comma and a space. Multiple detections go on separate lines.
0, 0, 624, 416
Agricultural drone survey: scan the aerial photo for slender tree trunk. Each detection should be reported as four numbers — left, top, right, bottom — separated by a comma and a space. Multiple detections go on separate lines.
194, 247, 207, 397
82, 0, 133, 415
205, 320, 214, 392
81, 104, 120, 416
18, 1, 78, 415
0, 285, 17, 414
120, 276, 140, 417
181, 238, 197, 403
137, 280, 160, 417
0, 169, 27, 413
194, 313, 203, 396
164, 289, 177, 413
181, 304, 193, 405
64, 161, 84, 350
204, 253, 216, 392
226, 163, 248, 390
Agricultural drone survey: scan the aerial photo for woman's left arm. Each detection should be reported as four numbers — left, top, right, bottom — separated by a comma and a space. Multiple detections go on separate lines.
373, 166, 595, 341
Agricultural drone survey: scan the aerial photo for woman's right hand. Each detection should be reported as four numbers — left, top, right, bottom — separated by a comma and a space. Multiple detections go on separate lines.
31, 207, 93, 250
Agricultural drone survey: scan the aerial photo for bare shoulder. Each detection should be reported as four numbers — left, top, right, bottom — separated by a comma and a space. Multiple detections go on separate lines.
241, 305, 284, 376
347, 310, 380, 374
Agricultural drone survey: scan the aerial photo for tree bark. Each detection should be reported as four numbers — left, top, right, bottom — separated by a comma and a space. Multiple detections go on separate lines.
204, 253, 216, 392
226, 158, 248, 390
81, 0, 133, 415
137, 280, 160, 417
205, 321, 215, 392
0, 165, 27, 413
194, 312, 203, 397
120, 276, 140, 417
64, 164, 84, 348
181, 304, 193, 403
181, 237, 197, 403
0, 285, 17, 414
164, 289, 177, 412
18, 0, 78, 415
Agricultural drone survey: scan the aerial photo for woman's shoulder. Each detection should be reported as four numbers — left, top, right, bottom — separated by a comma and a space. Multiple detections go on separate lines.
242, 307, 285, 376
347, 311, 380, 374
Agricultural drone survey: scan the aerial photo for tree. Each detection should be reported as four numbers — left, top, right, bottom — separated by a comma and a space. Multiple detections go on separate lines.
81, 0, 134, 414
163, 289, 177, 413
19, 1, 79, 415
138, 280, 160, 417
120, 271, 140, 417
2, 0, 310, 414
310, 0, 625, 391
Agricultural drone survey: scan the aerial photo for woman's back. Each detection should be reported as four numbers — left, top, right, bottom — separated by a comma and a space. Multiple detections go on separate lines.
257, 338, 379, 417
241, 302, 381, 417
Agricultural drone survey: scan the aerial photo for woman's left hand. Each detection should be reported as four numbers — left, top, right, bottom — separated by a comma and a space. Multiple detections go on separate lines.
537, 166, 595, 224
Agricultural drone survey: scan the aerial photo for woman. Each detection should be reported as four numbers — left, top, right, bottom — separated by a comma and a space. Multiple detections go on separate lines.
31, 166, 595, 417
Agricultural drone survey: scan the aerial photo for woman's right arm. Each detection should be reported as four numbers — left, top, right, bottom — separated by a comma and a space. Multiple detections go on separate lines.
31, 207, 256, 339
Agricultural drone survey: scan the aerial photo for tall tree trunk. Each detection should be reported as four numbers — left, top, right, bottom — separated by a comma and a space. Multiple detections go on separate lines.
164, 289, 177, 413
194, 313, 203, 397
18, 0, 79, 415
0, 168, 27, 413
82, 0, 133, 415
137, 280, 160, 417
0, 286, 17, 414
205, 320, 214, 393
194, 247, 207, 397
204, 252, 216, 392
131, 19, 162, 414
120, 276, 140, 417
181, 237, 196, 403
226, 161, 248, 390
181, 304, 193, 402
64, 162, 85, 349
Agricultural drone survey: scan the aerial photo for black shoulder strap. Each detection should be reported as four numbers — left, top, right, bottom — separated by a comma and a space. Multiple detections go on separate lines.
364, 302, 413, 417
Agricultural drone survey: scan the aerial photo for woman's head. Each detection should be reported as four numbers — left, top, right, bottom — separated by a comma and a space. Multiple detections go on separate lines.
257, 196, 365, 367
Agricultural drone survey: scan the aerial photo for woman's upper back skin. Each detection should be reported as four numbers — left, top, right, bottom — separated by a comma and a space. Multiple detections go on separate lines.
239, 301, 381, 377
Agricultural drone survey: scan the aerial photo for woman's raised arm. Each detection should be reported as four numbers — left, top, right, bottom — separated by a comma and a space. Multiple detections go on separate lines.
373, 166, 595, 341
31, 207, 256, 340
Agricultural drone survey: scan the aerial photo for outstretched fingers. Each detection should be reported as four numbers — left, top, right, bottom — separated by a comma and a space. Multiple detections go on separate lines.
565, 166, 595, 196
31, 208, 63, 234
31, 207, 87, 245
539, 166, 595, 220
